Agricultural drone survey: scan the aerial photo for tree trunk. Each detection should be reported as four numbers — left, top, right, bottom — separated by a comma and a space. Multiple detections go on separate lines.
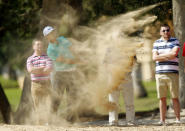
13, 74, 33, 124
0, 83, 11, 124
133, 62, 147, 98
172, 0, 185, 108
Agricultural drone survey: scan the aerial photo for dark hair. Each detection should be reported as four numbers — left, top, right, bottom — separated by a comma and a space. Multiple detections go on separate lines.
161, 24, 170, 29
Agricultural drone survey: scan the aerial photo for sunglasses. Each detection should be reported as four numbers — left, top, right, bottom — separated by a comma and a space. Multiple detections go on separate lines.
162, 29, 170, 32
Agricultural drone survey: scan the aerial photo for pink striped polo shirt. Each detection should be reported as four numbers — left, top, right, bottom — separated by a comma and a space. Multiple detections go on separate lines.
26, 53, 53, 81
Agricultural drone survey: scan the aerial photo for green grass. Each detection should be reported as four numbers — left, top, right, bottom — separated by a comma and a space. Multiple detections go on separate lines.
0, 76, 18, 88
134, 81, 158, 111
4, 88, 22, 112
2, 80, 171, 114
119, 81, 171, 112
0, 75, 21, 112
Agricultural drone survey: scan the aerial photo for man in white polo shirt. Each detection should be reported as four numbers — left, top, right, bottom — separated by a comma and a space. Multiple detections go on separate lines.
152, 24, 180, 125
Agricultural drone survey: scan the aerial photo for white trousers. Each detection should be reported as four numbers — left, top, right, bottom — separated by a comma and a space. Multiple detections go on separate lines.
109, 81, 135, 123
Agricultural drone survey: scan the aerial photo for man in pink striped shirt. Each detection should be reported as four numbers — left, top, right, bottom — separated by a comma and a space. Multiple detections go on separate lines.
26, 39, 53, 125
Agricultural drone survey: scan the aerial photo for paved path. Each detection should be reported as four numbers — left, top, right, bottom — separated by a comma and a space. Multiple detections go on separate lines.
1, 109, 185, 131
82, 109, 185, 126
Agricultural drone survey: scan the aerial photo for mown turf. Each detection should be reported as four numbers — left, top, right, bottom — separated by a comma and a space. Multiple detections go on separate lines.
4, 88, 22, 112
119, 81, 171, 112
3, 81, 172, 113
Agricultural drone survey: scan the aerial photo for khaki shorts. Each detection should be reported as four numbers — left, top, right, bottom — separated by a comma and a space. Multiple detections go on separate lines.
155, 73, 179, 99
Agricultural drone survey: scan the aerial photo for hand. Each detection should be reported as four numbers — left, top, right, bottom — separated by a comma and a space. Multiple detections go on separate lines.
35, 66, 45, 71
30, 66, 45, 74
56, 56, 64, 62
66, 59, 76, 64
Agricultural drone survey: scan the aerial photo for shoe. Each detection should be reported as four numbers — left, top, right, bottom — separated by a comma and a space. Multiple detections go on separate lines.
109, 121, 118, 126
158, 121, 166, 126
174, 120, 181, 124
126, 121, 136, 126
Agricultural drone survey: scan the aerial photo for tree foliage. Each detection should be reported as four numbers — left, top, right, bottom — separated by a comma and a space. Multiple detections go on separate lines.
0, 0, 42, 69
79, 0, 171, 24
0, 0, 171, 70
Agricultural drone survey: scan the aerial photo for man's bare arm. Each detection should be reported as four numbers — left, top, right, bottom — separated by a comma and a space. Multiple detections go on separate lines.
42, 67, 53, 75
152, 51, 169, 62
159, 47, 179, 59
153, 47, 179, 62
56, 56, 76, 64
28, 66, 45, 74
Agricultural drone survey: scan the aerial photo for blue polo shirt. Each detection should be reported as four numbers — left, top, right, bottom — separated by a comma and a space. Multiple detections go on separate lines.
47, 36, 76, 71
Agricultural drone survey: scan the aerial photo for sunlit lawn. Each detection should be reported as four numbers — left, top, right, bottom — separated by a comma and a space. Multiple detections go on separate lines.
3, 81, 172, 114
119, 81, 171, 112
4, 88, 22, 112
134, 81, 159, 111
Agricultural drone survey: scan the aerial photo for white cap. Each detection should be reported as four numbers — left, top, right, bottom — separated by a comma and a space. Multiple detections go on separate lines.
43, 26, 54, 36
